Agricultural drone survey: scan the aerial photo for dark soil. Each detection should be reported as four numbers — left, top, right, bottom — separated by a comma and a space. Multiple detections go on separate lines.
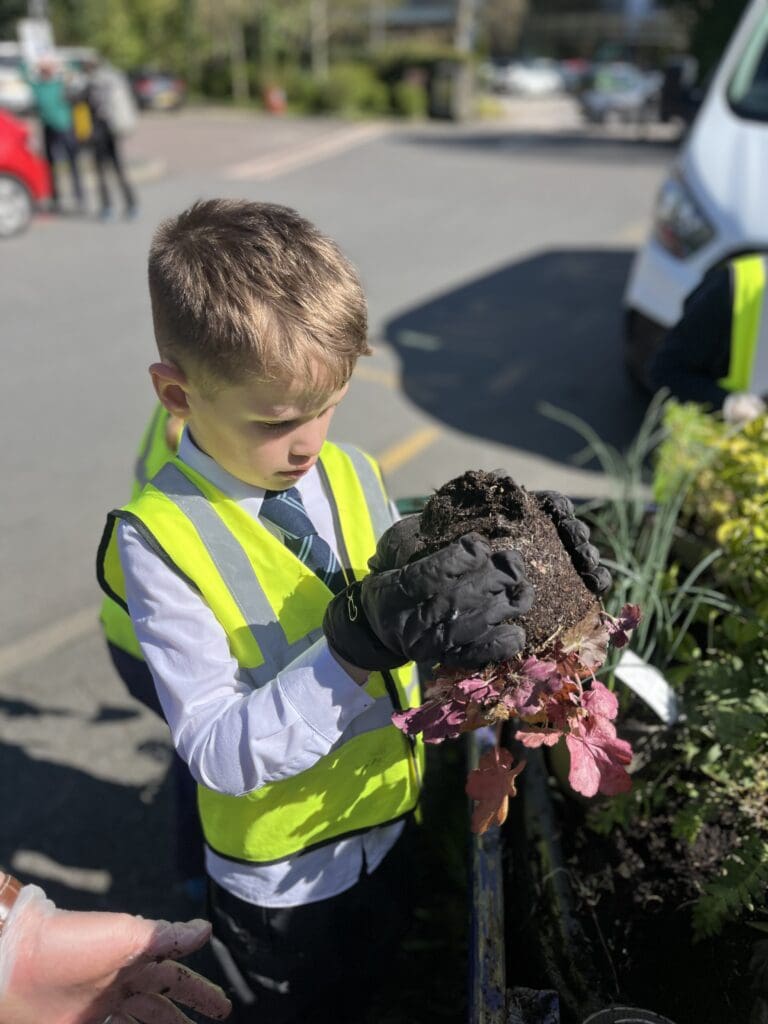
557, 794, 756, 1024
503, 765, 759, 1024
416, 471, 599, 653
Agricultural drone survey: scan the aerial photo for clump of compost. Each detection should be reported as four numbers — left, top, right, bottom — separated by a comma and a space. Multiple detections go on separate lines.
416, 470, 600, 654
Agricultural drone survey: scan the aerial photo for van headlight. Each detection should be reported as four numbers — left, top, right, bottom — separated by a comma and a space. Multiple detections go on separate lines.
653, 175, 715, 258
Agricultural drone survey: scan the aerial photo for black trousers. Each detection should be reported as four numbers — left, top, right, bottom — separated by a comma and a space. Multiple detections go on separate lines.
92, 121, 136, 213
43, 124, 83, 205
207, 824, 415, 1024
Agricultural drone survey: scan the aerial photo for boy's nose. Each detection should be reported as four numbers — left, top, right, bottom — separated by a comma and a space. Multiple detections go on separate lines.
290, 421, 324, 459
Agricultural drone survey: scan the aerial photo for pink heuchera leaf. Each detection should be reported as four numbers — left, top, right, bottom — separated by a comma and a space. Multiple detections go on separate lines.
605, 603, 642, 649
454, 676, 498, 704
520, 657, 559, 684
392, 701, 467, 743
581, 679, 619, 721
505, 658, 560, 717
577, 623, 611, 670
565, 716, 633, 797
465, 746, 526, 834
392, 675, 500, 742
516, 727, 563, 748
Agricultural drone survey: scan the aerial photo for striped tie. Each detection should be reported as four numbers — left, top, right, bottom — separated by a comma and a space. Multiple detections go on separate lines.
261, 487, 346, 594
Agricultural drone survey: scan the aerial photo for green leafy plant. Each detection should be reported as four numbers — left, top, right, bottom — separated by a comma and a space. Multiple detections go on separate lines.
543, 396, 768, 942
541, 393, 735, 670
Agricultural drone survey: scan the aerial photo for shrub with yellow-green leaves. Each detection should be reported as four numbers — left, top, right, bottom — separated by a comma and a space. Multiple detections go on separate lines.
655, 402, 768, 606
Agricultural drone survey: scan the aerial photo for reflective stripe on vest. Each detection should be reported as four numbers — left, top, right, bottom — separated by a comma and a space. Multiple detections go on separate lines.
97, 441, 423, 862
719, 255, 768, 393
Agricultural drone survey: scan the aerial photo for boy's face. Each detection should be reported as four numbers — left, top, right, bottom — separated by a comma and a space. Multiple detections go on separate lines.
151, 362, 348, 490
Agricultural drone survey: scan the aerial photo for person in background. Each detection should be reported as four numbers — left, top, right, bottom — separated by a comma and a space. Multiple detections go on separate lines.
648, 253, 768, 425
24, 55, 84, 214
0, 869, 231, 1023
82, 55, 138, 220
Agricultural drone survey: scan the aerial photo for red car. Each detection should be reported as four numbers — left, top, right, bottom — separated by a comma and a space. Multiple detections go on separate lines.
0, 110, 51, 237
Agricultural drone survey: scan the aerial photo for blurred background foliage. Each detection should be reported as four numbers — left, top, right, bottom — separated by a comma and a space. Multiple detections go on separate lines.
0, 0, 753, 113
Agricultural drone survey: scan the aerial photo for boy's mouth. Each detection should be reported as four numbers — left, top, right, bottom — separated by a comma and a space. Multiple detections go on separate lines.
277, 464, 314, 478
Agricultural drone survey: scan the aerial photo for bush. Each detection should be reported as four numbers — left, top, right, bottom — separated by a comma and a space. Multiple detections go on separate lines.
391, 80, 427, 118
199, 57, 234, 101
279, 68, 320, 113
655, 400, 768, 606
312, 62, 389, 116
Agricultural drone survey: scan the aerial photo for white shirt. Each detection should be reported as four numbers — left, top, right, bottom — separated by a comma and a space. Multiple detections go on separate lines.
117, 430, 403, 908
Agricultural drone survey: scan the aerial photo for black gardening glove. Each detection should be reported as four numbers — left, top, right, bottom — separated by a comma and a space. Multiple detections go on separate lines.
367, 514, 423, 573
323, 532, 534, 671
534, 489, 612, 596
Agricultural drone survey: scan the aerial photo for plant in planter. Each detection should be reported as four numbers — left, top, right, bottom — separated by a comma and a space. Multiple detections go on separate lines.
511, 398, 768, 1023
388, 470, 640, 833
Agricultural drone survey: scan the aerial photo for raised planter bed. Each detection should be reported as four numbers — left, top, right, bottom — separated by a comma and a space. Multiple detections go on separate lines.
501, 735, 764, 1024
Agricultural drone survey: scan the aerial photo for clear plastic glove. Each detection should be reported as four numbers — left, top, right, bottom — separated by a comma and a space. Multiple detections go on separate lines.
0, 883, 231, 1024
722, 391, 766, 426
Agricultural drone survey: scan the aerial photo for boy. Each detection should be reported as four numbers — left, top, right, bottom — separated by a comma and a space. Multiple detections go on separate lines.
97, 199, 607, 1023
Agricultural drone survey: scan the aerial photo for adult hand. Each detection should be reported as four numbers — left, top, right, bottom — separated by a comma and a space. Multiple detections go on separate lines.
324, 532, 534, 670
0, 881, 231, 1024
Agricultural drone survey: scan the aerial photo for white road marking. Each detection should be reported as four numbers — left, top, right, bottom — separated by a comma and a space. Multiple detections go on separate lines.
223, 122, 390, 181
0, 605, 99, 680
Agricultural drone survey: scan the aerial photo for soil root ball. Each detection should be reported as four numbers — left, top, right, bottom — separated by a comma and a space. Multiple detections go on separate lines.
417, 470, 600, 654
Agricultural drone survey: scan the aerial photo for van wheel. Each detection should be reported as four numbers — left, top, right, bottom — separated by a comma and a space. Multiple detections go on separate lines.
0, 175, 33, 237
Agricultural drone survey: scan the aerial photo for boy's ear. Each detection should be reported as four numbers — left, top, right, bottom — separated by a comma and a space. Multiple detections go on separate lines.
149, 362, 191, 418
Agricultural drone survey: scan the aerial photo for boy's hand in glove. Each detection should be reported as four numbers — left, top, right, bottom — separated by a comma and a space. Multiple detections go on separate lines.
323, 532, 534, 671
533, 489, 612, 596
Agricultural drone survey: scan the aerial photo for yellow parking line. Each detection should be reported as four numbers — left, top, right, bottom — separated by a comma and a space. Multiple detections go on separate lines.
377, 425, 442, 474
355, 364, 399, 389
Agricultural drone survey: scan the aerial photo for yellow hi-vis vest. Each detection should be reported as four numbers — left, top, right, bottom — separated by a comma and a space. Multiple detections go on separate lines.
99, 405, 177, 662
97, 441, 424, 863
719, 254, 768, 394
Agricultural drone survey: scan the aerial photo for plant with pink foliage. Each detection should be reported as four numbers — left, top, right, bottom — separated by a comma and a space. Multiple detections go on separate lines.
392, 604, 641, 832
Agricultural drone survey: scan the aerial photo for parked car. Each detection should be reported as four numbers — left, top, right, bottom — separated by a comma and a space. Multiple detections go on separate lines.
623, 0, 768, 386
0, 42, 34, 115
579, 63, 663, 124
490, 58, 563, 97
129, 69, 186, 111
0, 109, 51, 236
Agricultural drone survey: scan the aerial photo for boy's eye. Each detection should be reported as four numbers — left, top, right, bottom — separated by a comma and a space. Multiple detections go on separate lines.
258, 421, 293, 431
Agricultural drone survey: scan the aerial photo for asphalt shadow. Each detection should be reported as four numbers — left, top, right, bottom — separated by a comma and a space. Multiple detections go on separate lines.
385, 248, 650, 466
396, 124, 681, 166
0, 735, 183, 917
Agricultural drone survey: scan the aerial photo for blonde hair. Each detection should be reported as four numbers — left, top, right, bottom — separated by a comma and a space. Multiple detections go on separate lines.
148, 199, 371, 395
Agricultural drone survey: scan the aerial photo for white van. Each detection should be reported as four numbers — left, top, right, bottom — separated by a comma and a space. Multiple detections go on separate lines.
623, 0, 768, 384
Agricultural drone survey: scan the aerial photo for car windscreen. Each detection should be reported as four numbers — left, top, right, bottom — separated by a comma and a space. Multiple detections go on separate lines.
728, 9, 768, 121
